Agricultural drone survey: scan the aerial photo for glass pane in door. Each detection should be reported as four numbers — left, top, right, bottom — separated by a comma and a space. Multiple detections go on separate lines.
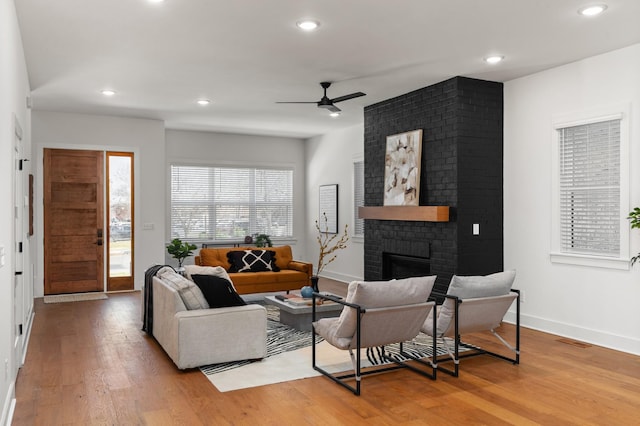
108, 153, 133, 282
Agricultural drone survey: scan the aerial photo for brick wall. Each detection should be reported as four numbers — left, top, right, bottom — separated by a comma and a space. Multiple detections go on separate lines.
363, 76, 503, 295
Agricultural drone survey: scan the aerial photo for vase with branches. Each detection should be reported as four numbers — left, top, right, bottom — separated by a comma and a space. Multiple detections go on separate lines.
314, 212, 349, 291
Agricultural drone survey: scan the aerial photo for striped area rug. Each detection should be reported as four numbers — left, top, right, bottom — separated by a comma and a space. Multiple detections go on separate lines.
200, 305, 467, 378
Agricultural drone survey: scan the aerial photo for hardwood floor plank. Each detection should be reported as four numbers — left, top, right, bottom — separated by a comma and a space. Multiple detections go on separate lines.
11, 280, 640, 425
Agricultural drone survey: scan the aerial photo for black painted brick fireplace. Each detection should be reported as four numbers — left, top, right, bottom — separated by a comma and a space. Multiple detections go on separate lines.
363, 76, 503, 295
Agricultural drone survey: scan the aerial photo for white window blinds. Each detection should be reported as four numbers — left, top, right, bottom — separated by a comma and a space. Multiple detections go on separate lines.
353, 160, 365, 236
558, 118, 621, 256
170, 165, 293, 241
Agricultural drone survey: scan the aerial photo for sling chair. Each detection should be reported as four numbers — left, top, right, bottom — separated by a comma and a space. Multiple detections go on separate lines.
312, 276, 438, 395
421, 270, 520, 377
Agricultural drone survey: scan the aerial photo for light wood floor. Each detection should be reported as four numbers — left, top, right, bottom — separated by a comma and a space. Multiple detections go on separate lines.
13, 278, 640, 425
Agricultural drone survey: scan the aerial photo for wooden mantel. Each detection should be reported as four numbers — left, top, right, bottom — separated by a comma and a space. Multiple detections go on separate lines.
358, 206, 449, 222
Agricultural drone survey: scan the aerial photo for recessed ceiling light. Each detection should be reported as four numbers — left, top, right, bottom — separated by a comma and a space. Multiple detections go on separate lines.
296, 20, 320, 31
101, 89, 116, 96
148, 0, 165, 3
578, 4, 608, 16
484, 55, 504, 64
196, 99, 211, 106
329, 112, 340, 118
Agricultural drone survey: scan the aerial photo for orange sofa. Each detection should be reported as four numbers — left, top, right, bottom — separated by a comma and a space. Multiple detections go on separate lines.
194, 245, 312, 294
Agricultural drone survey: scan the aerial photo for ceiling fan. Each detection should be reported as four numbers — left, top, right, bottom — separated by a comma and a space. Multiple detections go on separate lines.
276, 82, 366, 113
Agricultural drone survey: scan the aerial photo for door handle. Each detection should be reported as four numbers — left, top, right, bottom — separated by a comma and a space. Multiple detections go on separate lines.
96, 239, 103, 246
97, 229, 103, 238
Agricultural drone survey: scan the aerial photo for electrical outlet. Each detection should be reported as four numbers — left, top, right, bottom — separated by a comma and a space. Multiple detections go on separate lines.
4, 359, 8, 380
473, 224, 480, 235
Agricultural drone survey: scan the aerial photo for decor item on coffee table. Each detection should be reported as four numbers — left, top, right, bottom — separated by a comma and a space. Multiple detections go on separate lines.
312, 276, 438, 395
314, 212, 349, 291
300, 285, 314, 298
383, 129, 422, 206
264, 294, 344, 332
421, 270, 520, 377
166, 238, 197, 271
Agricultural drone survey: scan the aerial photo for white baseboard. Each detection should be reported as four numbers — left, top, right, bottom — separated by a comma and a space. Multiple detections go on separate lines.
1, 382, 16, 426
504, 311, 640, 356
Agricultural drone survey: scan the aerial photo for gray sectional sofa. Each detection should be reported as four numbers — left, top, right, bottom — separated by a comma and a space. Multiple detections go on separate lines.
151, 272, 267, 369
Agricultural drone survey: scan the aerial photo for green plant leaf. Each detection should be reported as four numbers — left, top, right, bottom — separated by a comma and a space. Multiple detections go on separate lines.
629, 207, 640, 267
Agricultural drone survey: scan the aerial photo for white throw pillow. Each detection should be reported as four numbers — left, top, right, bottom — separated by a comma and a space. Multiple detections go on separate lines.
183, 265, 235, 288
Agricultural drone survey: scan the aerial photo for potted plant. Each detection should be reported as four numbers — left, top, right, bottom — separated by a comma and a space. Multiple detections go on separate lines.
628, 207, 640, 266
166, 238, 197, 271
254, 234, 272, 247
313, 212, 349, 292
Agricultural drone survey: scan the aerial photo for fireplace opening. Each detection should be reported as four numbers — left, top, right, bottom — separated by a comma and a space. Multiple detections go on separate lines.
382, 252, 431, 280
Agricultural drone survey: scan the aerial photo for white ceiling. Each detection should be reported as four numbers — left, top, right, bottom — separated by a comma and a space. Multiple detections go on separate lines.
14, 0, 640, 138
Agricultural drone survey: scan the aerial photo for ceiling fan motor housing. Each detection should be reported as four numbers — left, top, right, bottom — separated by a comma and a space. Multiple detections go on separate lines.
317, 97, 333, 108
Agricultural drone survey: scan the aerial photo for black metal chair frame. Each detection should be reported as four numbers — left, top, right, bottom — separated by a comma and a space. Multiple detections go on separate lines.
436, 289, 520, 377
311, 292, 437, 396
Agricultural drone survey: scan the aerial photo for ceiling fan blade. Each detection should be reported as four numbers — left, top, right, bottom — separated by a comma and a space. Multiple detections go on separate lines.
328, 104, 341, 113
331, 92, 366, 103
275, 101, 318, 104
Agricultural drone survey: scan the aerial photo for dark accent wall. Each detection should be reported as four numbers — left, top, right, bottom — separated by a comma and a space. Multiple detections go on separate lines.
363, 76, 503, 295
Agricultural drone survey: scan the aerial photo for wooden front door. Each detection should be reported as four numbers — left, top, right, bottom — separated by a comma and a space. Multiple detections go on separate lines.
44, 149, 104, 295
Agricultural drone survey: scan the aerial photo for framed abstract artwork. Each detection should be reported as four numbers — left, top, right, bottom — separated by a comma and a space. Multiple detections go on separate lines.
319, 184, 338, 234
384, 129, 423, 206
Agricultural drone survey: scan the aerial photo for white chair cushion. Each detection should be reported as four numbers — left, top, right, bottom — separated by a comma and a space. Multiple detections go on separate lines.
313, 317, 352, 350
447, 270, 516, 299
423, 270, 516, 336
330, 276, 437, 339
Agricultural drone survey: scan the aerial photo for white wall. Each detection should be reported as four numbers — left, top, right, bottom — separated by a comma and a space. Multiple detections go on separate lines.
32, 111, 166, 297
0, 0, 31, 423
165, 129, 308, 261
504, 43, 640, 355
305, 123, 365, 282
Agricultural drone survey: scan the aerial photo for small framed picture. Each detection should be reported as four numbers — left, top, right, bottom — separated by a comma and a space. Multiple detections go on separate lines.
319, 184, 338, 233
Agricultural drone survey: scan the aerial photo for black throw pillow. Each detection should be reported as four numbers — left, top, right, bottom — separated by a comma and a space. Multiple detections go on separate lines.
227, 250, 280, 273
190, 274, 247, 308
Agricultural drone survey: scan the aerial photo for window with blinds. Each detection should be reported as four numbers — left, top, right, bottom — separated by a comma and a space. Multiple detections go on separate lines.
170, 165, 293, 241
558, 118, 621, 256
353, 160, 364, 236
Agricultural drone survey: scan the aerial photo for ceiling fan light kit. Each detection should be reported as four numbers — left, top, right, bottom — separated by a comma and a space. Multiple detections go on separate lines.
296, 20, 320, 31
277, 81, 365, 115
